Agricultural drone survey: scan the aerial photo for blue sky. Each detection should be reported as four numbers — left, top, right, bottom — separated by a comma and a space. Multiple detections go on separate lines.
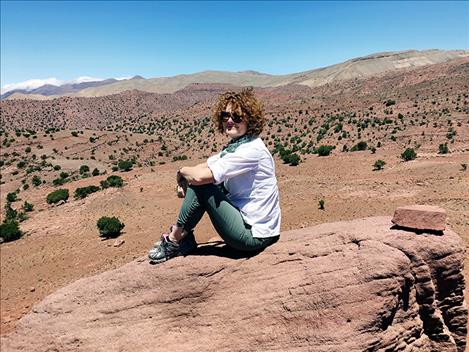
1, 1, 468, 91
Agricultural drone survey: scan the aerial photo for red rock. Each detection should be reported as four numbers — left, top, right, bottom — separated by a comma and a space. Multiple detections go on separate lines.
113, 239, 125, 247
392, 205, 446, 231
1, 217, 466, 352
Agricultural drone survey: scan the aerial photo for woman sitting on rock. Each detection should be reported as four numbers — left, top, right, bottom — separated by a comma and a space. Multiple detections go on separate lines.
149, 88, 281, 264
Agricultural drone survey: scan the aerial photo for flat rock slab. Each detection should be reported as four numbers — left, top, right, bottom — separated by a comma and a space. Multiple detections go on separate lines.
392, 205, 447, 231
2, 216, 466, 352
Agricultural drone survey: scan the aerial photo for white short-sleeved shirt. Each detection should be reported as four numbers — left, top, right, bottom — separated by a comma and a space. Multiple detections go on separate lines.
207, 137, 281, 238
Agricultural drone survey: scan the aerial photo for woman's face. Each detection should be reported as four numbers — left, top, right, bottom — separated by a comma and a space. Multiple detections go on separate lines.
222, 103, 248, 139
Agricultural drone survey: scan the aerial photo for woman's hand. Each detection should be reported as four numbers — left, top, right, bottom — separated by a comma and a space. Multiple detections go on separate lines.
176, 169, 188, 198
176, 163, 215, 194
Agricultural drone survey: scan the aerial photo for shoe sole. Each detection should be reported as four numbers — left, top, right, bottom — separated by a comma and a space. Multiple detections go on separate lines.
149, 253, 181, 264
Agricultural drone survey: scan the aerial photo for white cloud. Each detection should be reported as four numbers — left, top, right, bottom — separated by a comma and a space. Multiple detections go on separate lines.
71, 76, 104, 84
115, 76, 133, 81
1, 78, 63, 94
1, 76, 105, 94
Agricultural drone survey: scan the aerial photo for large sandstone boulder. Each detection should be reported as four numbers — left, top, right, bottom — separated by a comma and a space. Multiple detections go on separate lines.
2, 217, 467, 352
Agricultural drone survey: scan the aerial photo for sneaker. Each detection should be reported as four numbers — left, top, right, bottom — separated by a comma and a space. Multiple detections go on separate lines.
149, 231, 197, 264
148, 236, 181, 264
152, 225, 176, 248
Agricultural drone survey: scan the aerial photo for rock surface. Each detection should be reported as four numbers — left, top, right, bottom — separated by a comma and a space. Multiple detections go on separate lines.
392, 205, 447, 231
2, 217, 467, 352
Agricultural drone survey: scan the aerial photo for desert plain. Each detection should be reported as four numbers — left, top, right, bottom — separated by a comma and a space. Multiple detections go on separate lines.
0, 53, 468, 342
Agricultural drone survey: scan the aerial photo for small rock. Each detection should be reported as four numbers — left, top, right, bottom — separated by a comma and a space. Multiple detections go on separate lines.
392, 205, 446, 231
30, 287, 35, 292
113, 239, 125, 247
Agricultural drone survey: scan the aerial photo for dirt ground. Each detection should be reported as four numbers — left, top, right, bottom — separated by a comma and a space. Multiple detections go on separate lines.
1, 146, 468, 337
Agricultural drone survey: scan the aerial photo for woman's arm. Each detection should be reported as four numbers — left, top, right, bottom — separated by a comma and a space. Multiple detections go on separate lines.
179, 162, 215, 185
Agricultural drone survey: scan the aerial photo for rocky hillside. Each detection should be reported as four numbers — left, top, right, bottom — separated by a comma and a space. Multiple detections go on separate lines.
1, 216, 466, 351
1, 57, 468, 179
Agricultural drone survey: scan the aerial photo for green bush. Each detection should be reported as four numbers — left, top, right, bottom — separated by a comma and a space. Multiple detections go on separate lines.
5, 203, 17, 220
17, 212, 28, 222
96, 216, 125, 238
53, 165, 61, 170
74, 185, 100, 199
350, 141, 368, 152
17, 161, 26, 168
280, 152, 300, 166
53, 178, 68, 186
118, 160, 133, 171
71, 131, 79, 137
401, 148, 417, 161
60, 171, 69, 179
373, 160, 386, 171
317, 145, 335, 156
318, 199, 325, 210
438, 143, 449, 154
172, 155, 188, 162
22, 201, 34, 212
46, 189, 69, 204
92, 168, 100, 176
6, 192, 17, 202
79, 165, 90, 175
32, 175, 42, 186
0, 221, 22, 242
103, 175, 124, 188
289, 153, 301, 166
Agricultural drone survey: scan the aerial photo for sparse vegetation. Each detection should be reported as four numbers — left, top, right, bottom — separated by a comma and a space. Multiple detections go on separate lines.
74, 185, 100, 199
373, 160, 386, 171
401, 148, 417, 161
32, 175, 42, 187
6, 192, 17, 203
100, 175, 124, 188
5, 203, 17, 221
318, 199, 325, 210
118, 160, 133, 171
22, 201, 34, 212
438, 143, 449, 154
281, 152, 300, 166
317, 145, 335, 156
350, 141, 368, 152
96, 216, 125, 238
46, 189, 70, 204
0, 220, 22, 242
79, 165, 90, 175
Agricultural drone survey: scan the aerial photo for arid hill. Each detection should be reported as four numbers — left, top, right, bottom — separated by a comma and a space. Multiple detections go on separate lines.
4, 49, 468, 100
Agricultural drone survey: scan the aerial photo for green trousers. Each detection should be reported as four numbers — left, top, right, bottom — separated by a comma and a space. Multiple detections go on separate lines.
176, 184, 278, 252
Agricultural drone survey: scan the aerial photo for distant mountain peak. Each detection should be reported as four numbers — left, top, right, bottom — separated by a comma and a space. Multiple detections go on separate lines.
237, 70, 270, 76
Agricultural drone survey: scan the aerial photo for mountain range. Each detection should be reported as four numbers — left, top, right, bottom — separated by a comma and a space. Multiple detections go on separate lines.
2, 49, 468, 100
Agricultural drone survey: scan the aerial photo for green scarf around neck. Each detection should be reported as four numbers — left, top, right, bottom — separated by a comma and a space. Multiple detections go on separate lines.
220, 134, 255, 157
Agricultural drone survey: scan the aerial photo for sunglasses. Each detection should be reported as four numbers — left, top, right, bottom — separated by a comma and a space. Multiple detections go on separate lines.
220, 111, 243, 123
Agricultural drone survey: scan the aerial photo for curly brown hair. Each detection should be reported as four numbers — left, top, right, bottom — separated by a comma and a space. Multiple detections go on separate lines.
212, 87, 265, 136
